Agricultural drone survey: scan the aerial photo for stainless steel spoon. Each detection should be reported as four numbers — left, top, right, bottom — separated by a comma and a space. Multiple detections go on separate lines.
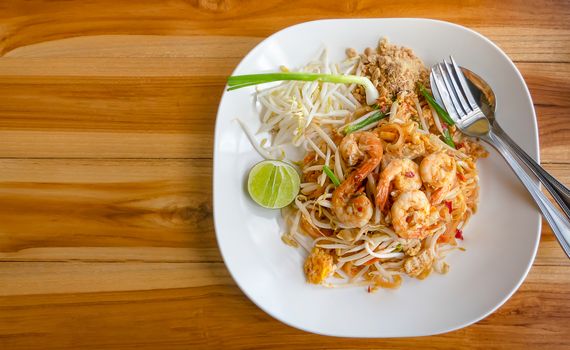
431, 65, 570, 257
458, 68, 570, 218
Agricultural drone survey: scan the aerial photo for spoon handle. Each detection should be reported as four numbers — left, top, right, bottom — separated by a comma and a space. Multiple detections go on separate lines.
484, 130, 570, 258
493, 122, 570, 219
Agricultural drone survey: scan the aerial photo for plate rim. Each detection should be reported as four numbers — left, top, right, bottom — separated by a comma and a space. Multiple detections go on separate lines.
212, 17, 542, 337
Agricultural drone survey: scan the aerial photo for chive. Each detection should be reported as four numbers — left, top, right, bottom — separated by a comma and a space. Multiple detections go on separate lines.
442, 128, 456, 148
227, 72, 379, 105
322, 165, 341, 187
419, 84, 455, 126
393, 243, 403, 252
344, 111, 387, 134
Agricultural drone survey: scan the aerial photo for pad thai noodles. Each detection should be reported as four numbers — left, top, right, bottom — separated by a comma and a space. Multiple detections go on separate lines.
233, 38, 487, 292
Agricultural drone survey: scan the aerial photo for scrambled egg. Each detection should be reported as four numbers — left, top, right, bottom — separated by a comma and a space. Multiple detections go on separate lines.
304, 247, 334, 284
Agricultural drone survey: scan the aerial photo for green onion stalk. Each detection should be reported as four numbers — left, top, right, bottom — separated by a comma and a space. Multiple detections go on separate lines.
419, 85, 455, 126
442, 127, 456, 148
227, 72, 379, 105
419, 84, 456, 148
322, 165, 341, 187
343, 111, 387, 134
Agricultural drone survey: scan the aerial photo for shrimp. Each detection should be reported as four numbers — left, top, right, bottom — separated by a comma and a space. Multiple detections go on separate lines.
420, 152, 457, 204
391, 190, 431, 239
339, 132, 365, 167
332, 131, 383, 228
375, 158, 422, 210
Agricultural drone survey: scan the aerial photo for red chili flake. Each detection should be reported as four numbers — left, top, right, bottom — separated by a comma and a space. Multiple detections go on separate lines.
457, 172, 466, 181
445, 201, 453, 213
442, 123, 448, 130
367, 285, 372, 293
357, 207, 363, 212
404, 171, 415, 178
455, 228, 464, 240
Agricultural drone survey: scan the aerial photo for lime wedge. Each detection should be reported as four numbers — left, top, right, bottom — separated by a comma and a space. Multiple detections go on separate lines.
247, 160, 300, 209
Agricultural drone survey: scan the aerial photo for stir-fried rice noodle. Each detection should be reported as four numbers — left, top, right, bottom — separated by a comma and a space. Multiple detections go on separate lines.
247, 38, 487, 292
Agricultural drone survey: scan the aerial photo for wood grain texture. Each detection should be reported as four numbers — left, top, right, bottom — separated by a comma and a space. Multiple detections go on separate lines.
0, 0, 569, 349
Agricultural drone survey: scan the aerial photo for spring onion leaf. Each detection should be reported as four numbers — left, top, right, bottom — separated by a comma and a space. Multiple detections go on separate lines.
442, 128, 456, 148
227, 72, 379, 105
419, 84, 455, 126
343, 111, 387, 134
323, 165, 341, 187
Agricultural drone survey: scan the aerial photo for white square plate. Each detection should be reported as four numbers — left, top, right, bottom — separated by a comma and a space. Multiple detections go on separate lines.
213, 18, 541, 337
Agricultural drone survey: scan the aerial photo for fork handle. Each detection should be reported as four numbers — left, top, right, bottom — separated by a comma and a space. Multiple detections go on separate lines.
484, 130, 570, 258
492, 122, 570, 219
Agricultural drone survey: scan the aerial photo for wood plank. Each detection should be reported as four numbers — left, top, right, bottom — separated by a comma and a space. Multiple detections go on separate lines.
0, 159, 215, 257
0, 159, 568, 267
0, 261, 567, 297
4, 35, 261, 58
0, 0, 569, 60
4, 30, 570, 64
518, 63, 570, 107
536, 106, 570, 163
479, 27, 570, 63
516, 64, 570, 164
519, 63, 570, 164
0, 58, 236, 77
0, 262, 232, 296
0, 131, 211, 159
0, 264, 568, 349
0, 77, 223, 132
0, 62, 567, 158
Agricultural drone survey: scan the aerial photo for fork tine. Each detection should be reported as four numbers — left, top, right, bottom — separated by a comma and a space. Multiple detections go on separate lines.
443, 60, 472, 113
437, 63, 468, 116
430, 67, 460, 122
449, 56, 479, 110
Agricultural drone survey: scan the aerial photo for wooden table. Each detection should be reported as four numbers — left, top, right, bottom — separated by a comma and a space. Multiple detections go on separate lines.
0, 1, 568, 349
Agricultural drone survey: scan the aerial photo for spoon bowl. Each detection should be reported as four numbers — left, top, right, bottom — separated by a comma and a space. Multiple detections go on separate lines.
430, 61, 570, 257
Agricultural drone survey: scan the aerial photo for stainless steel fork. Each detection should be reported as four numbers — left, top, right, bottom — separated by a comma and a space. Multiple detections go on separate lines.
430, 57, 570, 258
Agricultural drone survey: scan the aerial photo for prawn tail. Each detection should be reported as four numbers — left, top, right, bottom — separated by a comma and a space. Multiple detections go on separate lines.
430, 187, 444, 205
375, 181, 390, 211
